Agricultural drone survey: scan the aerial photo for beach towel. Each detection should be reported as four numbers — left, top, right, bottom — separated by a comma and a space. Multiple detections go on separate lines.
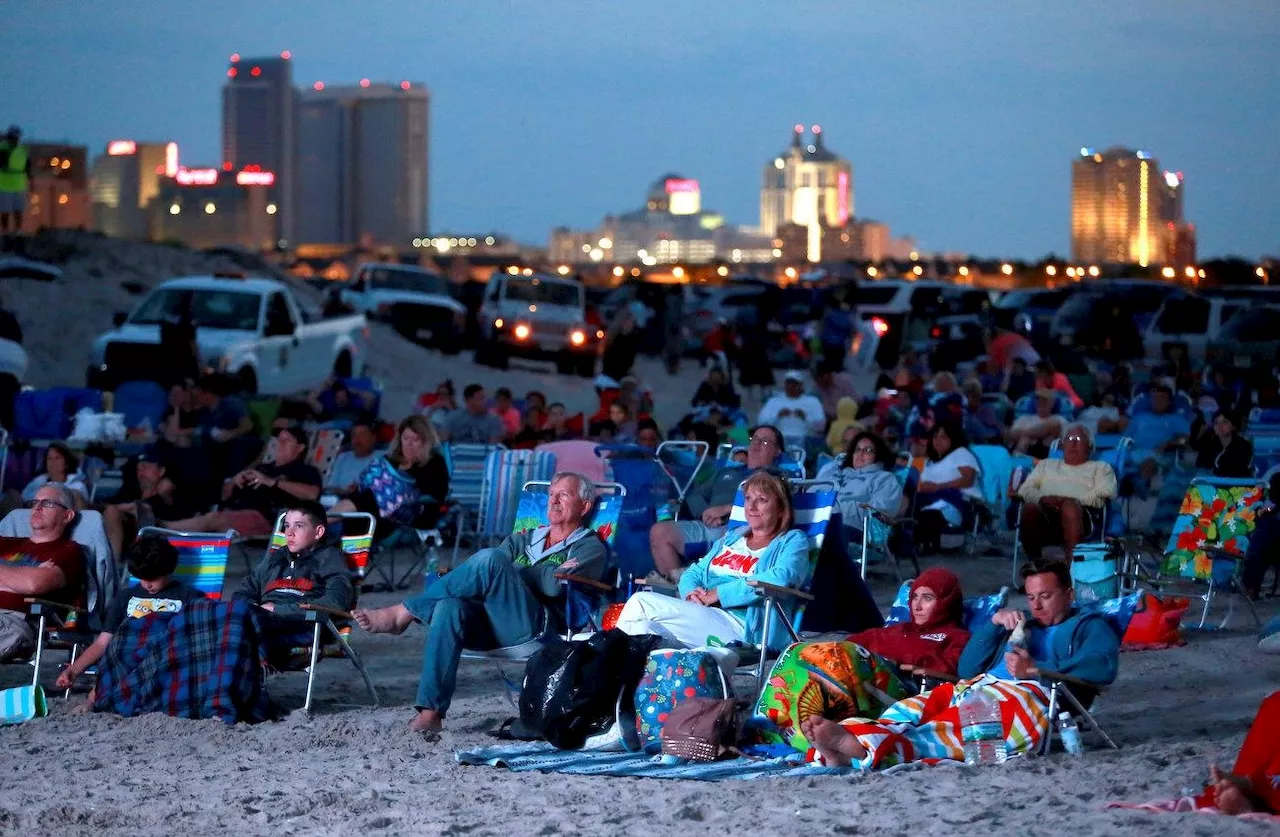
92, 599, 276, 724
751, 641, 915, 752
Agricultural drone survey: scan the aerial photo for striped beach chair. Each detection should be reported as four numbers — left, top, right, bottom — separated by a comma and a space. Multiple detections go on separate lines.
264, 511, 380, 712
134, 527, 234, 600
306, 428, 346, 486
477, 448, 558, 546
444, 442, 503, 560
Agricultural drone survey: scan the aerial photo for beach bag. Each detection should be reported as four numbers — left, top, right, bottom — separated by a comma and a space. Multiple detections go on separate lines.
633, 648, 735, 754
519, 629, 658, 751
14, 389, 68, 440
659, 697, 738, 762
356, 456, 420, 523
0, 685, 47, 725
1122, 592, 1189, 649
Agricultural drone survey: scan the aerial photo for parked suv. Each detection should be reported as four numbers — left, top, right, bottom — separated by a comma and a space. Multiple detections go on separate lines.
475, 274, 600, 376
341, 263, 465, 352
1144, 288, 1280, 368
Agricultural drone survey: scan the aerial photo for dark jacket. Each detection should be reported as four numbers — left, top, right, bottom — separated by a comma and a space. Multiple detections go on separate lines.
957, 607, 1120, 686
1195, 433, 1254, 478
235, 541, 353, 620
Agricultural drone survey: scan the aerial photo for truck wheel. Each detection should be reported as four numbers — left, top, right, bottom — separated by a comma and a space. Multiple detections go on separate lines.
236, 368, 258, 395
576, 356, 595, 378
333, 352, 353, 379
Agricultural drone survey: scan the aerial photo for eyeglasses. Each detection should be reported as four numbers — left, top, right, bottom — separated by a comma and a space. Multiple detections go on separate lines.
853, 445, 878, 455
1064, 434, 1087, 443
30, 500, 68, 511
748, 436, 777, 448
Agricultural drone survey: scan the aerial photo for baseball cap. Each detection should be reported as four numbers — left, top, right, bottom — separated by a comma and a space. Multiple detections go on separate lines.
784, 370, 806, 384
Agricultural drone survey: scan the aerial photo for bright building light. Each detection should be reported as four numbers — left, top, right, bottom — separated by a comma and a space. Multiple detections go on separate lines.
204, 202, 216, 214
672, 266, 685, 279
1066, 267, 1076, 277
867, 266, 878, 277
485, 236, 495, 245
1161, 266, 1175, 278
507, 266, 519, 276
582, 244, 591, 253
589, 248, 604, 261
957, 266, 968, 276
771, 248, 782, 258
1257, 267, 1268, 278
266, 203, 278, 215
169, 204, 181, 215
314, 81, 325, 91
1045, 265, 1057, 276
612, 266, 624, 277
1001, 263, 1013, 275
359, 78, 371, 88
1088, 265, 1100, 277
107, 140, 137, 156
1185, 266, 1196, 278
598, 237, 612, 249
909, 251, 919, 261
412, 238, 422, 247
717, 266, 729, 277
784, 267, 798, 279
912, 265, 923, 276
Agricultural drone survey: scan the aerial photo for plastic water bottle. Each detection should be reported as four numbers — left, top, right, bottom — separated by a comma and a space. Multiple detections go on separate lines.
1058, 712, 1084, 756
958, 688, 1007, 766
655, 503, 675, 523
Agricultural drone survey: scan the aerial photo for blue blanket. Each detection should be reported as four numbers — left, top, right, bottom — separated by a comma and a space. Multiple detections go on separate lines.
93, 599, 276, 724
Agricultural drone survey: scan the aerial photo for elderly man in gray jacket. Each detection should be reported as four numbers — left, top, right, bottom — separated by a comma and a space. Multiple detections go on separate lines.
354, 471, 608, 734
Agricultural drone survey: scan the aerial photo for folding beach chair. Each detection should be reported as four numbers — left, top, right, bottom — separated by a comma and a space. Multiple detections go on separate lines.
595, 444, 677, 581
444, 442, 503, 560
714, 443, 806, 479
2, 510, 116, 688
477, 448, 558, 546
112, 380, 169, 439
460, 481, 625, 689
1157, 476, 1266, 630
970, 443, 1014, 553
135, 527, 234, 600
306, 428, 346, 486
655, 440, 709, 509
883, 580, 1010, 632
264, 511, 380, 712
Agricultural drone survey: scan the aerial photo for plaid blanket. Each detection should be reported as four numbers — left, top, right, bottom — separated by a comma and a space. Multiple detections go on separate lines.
92, 599, 276, 724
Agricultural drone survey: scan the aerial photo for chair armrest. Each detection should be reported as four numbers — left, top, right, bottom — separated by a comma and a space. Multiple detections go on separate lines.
24, 597, 87, 616
555, 573, 614, 593
857, 503, 913, 528
298, 602, 354, 620
905, 666, 959, 684
1201, 546, 1242, 562
1037, 667, 1100, 691
745, 580, 815, 601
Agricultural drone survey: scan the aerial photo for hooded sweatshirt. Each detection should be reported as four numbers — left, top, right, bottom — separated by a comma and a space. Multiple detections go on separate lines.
846, 567, 970, 674
237, 541, 353, 620
815, 458, 903, 532
825, 398, 864, 453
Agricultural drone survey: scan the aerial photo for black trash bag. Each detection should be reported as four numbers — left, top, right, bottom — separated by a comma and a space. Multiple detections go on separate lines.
518, 628, 659, 750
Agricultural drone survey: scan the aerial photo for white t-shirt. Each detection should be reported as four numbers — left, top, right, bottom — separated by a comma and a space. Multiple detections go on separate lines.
921, 447, 984, 501
705, 539, 768, 579
757, 393, 826, 443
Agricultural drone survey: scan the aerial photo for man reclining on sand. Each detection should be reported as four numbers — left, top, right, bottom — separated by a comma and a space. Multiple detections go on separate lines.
0, 484, 85, 661
801, 561, 1120, 768
354, 472, 608, 734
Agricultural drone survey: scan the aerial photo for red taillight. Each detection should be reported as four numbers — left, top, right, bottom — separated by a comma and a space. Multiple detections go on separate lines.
695, 309, 712, 318
871, 317, 890, 337
930, 326, 942, 338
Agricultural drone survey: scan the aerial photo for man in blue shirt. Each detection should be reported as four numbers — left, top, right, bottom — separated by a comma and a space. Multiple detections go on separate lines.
958, 561, 1120, 687
1122, 384, 1191, 489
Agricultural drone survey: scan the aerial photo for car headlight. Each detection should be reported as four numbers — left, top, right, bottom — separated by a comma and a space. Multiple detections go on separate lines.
494, 317, 505, 329
569, 329, 586, 346
513, 323, 531, 341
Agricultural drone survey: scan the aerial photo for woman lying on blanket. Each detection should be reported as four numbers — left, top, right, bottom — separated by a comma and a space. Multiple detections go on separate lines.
615, 471, 808, 651
755, 568, 971, 751
1111, 691, 1280, 817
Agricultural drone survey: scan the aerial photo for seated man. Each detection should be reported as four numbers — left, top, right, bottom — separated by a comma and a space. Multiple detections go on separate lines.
757, 371, 825, 450
353, 472, 608, 734
305, 377, 374, 426
648, 424, 785, 581
324, 421, 379, 498
1124, 383, 1192, 490
0, 484, 85, 661
234, 500, 353, 664
1007, 388, 1067, 456
1016, 424, 1117, 561
102, 449, 192, 561
443, 384, 505, 444
56, 533, 206, 692
801, 561, 1120, 768
162, 426, 322, 538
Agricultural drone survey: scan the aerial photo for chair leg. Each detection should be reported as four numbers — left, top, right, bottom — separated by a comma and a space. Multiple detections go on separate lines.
1195, 584, 1213, 629
754, 598, 774, 704
303, 622, 322, 713
330, 622, 379, 708
1040, 682, 1060, 756
30, 612, 45, 688
1058, 684, 1119, 750
63, 643, 81, 699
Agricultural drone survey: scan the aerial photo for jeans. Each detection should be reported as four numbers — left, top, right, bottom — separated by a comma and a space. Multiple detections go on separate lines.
402, 548, 546, 713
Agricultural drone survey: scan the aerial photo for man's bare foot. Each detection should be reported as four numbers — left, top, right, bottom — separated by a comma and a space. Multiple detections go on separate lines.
409, 709, 444, 734
1215, 784, 1256, 816
800, 716, 866, 767
352, 604, 414, 635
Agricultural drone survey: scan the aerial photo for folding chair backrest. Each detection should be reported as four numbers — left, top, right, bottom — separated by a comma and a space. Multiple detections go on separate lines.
884, 580, 1009, 633
113, 380, 169, 435
445, 442, 500, 512
512, 480, 625, 549
267, 511, 375, 587
136, 527, 232, 600
1014, 392, 1074, 418
478, 448, 557, 540
307, 429, 345, 484
971, 444, 1012, 509
655, 440, 709, 505
534, 440, 609, 484
716, 446, 805, 480
1161, 476, 1267, 580
1073, 590, 1144, 640
1248, 407, 1280, 438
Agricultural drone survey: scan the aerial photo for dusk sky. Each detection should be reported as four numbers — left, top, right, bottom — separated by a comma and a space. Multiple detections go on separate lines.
5, 1, 1277, 259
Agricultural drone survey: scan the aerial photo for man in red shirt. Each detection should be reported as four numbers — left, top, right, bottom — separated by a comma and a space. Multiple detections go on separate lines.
0, 483, 85, 660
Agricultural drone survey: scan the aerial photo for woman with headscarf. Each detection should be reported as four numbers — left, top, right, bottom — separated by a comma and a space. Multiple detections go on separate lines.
754, 568, 970, 752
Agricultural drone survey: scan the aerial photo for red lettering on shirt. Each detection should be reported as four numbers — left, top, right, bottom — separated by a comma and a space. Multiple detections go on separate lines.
708, 547, 759, 577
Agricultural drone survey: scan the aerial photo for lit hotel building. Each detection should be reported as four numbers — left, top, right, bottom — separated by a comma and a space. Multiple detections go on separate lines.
222, 53, 295, 244
759, 125, 853, 261
24, 141, 91, 234
295, 80, 429, 248
1071, 146, 1187, 267
90, 140, 179, 238
148, 166, 280, 252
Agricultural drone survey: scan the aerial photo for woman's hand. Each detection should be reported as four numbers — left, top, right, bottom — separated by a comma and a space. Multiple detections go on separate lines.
685, 588, 720, 607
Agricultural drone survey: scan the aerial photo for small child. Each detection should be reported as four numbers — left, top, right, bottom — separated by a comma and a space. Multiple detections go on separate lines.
55, 534, 206, 691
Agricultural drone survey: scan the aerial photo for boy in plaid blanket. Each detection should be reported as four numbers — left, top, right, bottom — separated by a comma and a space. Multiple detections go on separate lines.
235, 500, 352, 665
56, 534, 205, 694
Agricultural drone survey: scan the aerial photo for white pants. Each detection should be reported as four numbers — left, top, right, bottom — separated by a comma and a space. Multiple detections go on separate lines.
614, 591, 747, 650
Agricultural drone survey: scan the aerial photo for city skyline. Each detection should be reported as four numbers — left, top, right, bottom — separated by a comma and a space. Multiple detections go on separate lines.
4, 0, 1278, 259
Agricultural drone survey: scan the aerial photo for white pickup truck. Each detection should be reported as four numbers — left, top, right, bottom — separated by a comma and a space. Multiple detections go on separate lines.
341, 263, 465, 352
87, 275, 367, 395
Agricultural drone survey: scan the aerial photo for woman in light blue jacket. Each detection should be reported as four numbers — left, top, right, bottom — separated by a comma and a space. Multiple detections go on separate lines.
815, 431, 904, 541
616, 471, 809, 651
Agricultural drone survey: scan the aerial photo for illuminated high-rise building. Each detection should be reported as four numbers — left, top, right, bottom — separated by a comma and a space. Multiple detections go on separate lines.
759, 125, 853, 261
89, 140, 180, 238
295, 80, 429, 247
1071, 146, 1185, 267
222, 53, 295, 244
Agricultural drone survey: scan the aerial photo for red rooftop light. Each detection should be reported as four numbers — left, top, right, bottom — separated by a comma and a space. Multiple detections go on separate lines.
400, 80, 411, 90
250, 66, 262, 77
280, 50, 292, 59
313, 81, 324, 91
359, 78, 371, 88
227, 68, 237, 78
230, 53, 240, 62
222, 162, 233, 171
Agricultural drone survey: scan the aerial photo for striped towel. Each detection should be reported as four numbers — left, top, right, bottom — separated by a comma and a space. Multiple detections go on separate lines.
0, 685, 47, 725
